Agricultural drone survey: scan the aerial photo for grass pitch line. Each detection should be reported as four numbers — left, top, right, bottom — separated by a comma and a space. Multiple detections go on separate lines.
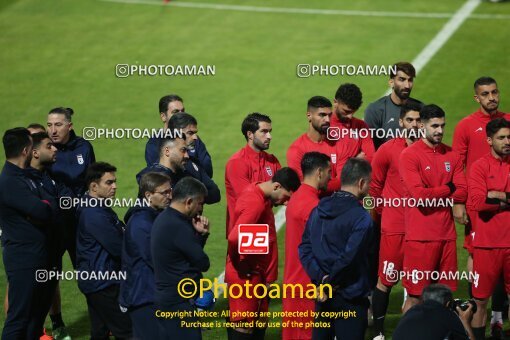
100, 0, 508, 20
385, 0, 480, 96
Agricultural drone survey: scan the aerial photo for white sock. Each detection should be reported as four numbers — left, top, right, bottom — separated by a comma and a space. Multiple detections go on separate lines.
491, 311, 503, 325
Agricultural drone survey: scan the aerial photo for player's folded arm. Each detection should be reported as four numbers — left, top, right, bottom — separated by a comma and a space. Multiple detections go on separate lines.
468, 163, 501, 212
83, 210, 123, 260
399, 153, 451, 199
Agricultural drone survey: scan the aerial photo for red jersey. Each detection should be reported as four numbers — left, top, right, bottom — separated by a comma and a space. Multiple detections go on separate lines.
452, 110, 510, 176
331, 114, 375, 163
369, 138, 409, 234
286, 133, 359, 193
284, 183, 320, 285
225, 184, 278, 284
399, 140, 467, 241
225, 145, 281, 237
468, 153, 510, 248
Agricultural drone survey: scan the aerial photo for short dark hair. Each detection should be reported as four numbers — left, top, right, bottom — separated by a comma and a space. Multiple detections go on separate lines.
272, 167, 300, 192
422, 284, 453, 306
85, 162, 117, 188
159, 94, 183, 113
138, 172, 172, 198
2, 127, 32, 159
172, 177, 207, 202
48, 107, 74, 122
241, 113, 271, 141
334, 83, 363, 110
486, 118, 510, 138
31, 132, 51, 150
307, 96, 332, 111
340, 158, 371, 186
400, 99, 424, 119
168, 112, 198, 131
158, 136, 186, 156
390, 62, 416, 79
27, 123, 46, 132
420, 104, 445, 122
474, 76, 497, 91
301, 152, 330, 177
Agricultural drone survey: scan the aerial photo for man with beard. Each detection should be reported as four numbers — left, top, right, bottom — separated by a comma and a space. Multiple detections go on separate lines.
0, 128, 55, 339
145, 95, 213, 177
283, 152, 331, 340
453, 77, 510, 338
225, 113, 281, 238
365, 62, 420, 149
331, 83, 375, 162
369, 100, 422, 340
399, 104, 467, 313
137, 135, 220, 204
226, 168, 300, 340
468, 118, 510, 340
151, 177, 210, 339
287, 96, 360, 195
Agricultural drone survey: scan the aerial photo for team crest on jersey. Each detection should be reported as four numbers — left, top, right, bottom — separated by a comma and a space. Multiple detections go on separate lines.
444, 162, 451, 172
77, 154, 84, 165
330, 154, 337, 164
265, 166, 273, 176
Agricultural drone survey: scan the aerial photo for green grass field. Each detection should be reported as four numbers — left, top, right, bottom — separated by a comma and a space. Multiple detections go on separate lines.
1, 0, 510, 338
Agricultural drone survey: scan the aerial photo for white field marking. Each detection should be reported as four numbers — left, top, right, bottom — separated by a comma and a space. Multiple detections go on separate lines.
100, 0, 507, 20
385, 0, 480, 96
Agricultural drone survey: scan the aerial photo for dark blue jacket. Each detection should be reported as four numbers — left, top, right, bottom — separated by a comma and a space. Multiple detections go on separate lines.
299, 191, 374, 300
0, 162, 54, 271
76, 194, 125, 294
136, 162, 220, 204
151, 207, 209, 308
145, 136, 213, 178
50, 130, 95, 197
119, 206, 160, 309
24, 167, 74, 269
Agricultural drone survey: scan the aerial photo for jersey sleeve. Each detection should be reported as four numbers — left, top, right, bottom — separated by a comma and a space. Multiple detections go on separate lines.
468, 160, 500, 212
286, 142, 304, 181
399, 151, 452, 199
452, 121, 469, 167
225, 158, 251, 198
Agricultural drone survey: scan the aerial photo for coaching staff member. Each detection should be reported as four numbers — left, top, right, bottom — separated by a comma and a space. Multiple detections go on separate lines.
76, 162, 132, 339
0, 128, 55, 339
393, 284, 474, 340
299, 158, 374, 340
151, 177, 210, 339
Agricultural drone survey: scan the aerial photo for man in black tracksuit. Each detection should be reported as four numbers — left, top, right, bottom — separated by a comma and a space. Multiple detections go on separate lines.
76, 162, 132, 339
0, 128, 57, 339
151, 177, 210, 339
